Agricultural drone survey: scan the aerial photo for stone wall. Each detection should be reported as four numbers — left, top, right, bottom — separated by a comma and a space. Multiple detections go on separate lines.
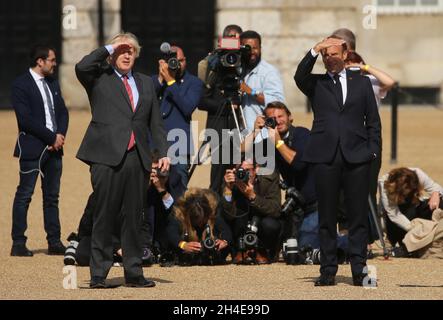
216, 0, 443, 111
59, 0, 443, 110
60, 0, 120, 109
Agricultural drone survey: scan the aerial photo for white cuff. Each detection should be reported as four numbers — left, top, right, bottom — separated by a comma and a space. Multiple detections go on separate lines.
310, 48, 319, 57
105, 45, 114, 55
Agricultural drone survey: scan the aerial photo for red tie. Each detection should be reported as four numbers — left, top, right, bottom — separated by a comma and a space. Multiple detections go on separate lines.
122, 75, 136, 150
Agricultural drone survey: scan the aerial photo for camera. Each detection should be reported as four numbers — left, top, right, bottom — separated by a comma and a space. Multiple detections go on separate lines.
154, 168, 169, 178
281, 187, 305, 218
238, 216, 259, 252
160, 42, 180, 71
282, 238, 303, 265
264, 117, 277, 129
212, 37, 251, 103
303, 247, 348, 265
178, 227, 222, 266
280, 182, 306, 264
64, 232, 79, 266
235, 167, 250, 183
201, 224, 216, 252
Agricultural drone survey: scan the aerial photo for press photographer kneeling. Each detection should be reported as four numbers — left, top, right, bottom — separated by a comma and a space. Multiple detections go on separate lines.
166, 188, 232, 266
221, 159, 281, 264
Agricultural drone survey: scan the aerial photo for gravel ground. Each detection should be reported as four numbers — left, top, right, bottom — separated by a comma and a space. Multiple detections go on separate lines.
0, 108, 442, 300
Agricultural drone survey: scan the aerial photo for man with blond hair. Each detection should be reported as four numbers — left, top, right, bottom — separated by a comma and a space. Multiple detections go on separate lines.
76, 32, 170, 288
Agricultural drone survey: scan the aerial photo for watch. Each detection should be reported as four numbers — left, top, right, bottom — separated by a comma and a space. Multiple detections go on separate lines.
251, 89, 260, 97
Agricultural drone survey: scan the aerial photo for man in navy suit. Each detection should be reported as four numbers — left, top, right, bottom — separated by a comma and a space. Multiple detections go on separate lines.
152, 45, 203, 199
294, 37, 381, 286
11, 45, 69, 257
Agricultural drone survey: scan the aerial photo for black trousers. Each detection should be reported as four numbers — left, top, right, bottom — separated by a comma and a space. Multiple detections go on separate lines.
89, 148, 147, 281
314, 147, 370, 277
12, 152, 62, 246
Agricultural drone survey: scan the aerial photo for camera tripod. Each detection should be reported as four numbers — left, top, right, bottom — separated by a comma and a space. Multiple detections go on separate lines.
188, 94, 248, 180
368, 195, 390, 259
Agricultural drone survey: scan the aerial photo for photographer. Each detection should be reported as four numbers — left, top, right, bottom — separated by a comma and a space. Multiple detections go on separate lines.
166, 188, 232, 266
221, 159, 281, 264
239, 30, 285, 134
152, 45, 203, 199
140, 154, 175, 265
198, 25, 243, 194
253, 101, 318, 249
379, 167, 443, 257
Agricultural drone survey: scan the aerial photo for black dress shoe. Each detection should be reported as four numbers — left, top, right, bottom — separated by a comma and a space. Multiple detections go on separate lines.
125, 277, 156, 288
10, 244, 33, 257
90, 276, 106, 289
48, 242, 66, 255
353, 273, 377, 287
314, 274, 336, 286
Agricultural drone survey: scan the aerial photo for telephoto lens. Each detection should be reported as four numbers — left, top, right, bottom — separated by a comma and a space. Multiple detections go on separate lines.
283, 238, 300, 265
202, 224, 216, 251
63, 232, 79, 266
264, 117, 277, 129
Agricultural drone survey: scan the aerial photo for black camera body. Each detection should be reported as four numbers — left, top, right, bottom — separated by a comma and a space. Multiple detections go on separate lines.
154, 168, 169, 178
264, 117, 277, 129
160, 42, 180, 71
178, 226, 221, 266
238, 216, 259, 252
211, 38, 251, 103
281, 187, 305, 218
235, 167, 250, 183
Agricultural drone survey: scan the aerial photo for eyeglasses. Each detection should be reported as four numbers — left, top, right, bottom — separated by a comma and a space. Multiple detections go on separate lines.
45, 58, 57, 63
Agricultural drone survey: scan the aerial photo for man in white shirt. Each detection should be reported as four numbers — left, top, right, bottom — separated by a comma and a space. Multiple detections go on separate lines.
11, 45, 69, 257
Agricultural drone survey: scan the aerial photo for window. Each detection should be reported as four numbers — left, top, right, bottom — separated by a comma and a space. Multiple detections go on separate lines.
376, 0, 443, 14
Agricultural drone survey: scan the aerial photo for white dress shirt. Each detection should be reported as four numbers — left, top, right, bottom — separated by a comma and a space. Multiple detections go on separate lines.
29, 68, 56, 132
310, 48, 347, 104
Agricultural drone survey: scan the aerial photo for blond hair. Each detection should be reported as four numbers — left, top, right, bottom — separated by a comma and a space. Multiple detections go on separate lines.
108, 32, 141, 57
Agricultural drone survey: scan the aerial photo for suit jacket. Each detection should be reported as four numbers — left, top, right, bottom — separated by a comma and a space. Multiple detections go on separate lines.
11, 71, 69, 160
152, 71, 203, 156
75, 47, 168, 170
294, 51, 381, 164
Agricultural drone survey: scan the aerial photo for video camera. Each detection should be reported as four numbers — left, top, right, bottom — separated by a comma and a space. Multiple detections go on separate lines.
211, 37, 251, 103
160, 42, 180, 71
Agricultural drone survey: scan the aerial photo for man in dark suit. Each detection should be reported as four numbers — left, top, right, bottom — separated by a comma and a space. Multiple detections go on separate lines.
294, 37, 381, 286
11, 45, 69, 257
75, 32, 170, 288
152, 45, 203, 199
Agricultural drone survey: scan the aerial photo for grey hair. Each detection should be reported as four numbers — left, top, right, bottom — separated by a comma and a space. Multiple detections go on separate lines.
108, 31, 141, 57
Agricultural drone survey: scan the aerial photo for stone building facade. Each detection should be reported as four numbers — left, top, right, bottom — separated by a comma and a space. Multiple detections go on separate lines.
60, 0, 443, 111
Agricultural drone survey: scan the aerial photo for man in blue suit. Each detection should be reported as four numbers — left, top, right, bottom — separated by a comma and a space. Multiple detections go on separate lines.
152, 45, 203, 199
11, 45, 69, 257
